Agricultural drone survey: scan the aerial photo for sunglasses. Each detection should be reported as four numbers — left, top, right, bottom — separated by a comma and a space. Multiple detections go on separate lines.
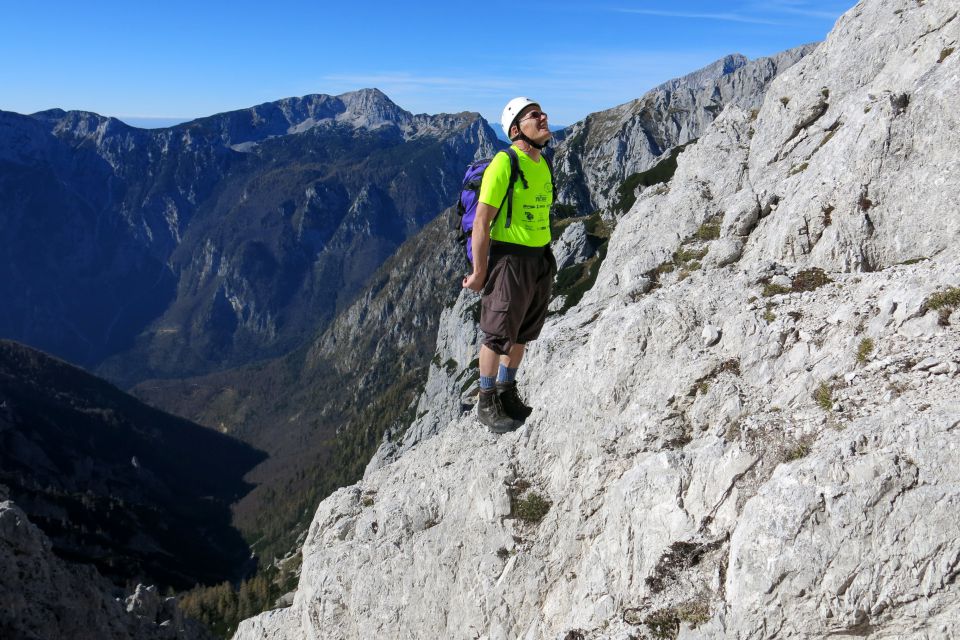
519, 110, 548, 122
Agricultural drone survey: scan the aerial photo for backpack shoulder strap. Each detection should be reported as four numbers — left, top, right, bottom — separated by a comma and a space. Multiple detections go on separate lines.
502, 147, 525, 229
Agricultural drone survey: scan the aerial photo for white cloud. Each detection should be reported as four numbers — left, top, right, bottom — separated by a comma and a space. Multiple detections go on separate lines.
613, 8, 785, 25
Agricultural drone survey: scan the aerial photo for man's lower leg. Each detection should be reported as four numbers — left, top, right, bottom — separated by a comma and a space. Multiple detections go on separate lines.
497, 343, 532, 420
477, 345, 519, 432
479, 344, 499, 392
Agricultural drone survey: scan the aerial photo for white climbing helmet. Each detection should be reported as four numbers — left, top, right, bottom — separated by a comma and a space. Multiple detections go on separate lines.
500, 97, 539, 138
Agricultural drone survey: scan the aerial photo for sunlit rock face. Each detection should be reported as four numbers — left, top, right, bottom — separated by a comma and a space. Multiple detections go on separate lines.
552, 46, 813, 216
234, 0, 960, 638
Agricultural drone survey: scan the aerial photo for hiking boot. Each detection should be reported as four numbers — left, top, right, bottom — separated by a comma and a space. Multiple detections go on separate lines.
477, 390, 521, 434
497, 381, 533, 421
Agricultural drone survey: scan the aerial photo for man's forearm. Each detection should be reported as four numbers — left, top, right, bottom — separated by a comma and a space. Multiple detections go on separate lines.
471, 202, 499, 279
471, 223, 490, 278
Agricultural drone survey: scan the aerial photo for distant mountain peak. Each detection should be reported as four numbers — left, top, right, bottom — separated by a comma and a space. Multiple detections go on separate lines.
654, 52, 749, 93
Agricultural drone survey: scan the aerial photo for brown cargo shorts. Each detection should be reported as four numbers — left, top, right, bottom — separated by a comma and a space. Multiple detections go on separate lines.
479, 243, 556, 355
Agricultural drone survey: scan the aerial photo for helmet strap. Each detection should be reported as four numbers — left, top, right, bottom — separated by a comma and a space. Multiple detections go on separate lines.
510, 131, 548, 150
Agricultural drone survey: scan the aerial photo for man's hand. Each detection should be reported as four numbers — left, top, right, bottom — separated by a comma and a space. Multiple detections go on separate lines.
462, 271, 485, 292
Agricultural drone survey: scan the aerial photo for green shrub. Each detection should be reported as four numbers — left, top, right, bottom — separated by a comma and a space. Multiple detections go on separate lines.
645, 609, 680, 639
676, 247, 708, 262
926, 287, 960, 310
762, 304, 776, 323
511, 492, 551, 523
856, 337, 874, 364
792, 268, 832, 292
926, 286, 960, 325
677, 601, 710, 627
784, 439, 811, 461
762, 283, 792, 297
814, 382, 833, 411
582, 211, 610, 237
694, 219, 721, 241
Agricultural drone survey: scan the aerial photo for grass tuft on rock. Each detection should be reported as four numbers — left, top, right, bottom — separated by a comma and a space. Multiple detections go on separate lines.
926, 286, 960, 325
791, 268, 832, 292
814, 382, 833, 411
645, 609, 680, 639
762, 283, 792, 297
694, 219, 721, 241
926, 287, 960, 310
783, 435, 814, 461
856, 337, 874, 364
507, 480, 551, 523
762, 303, 777, 323
676, 601, 711, 627
511, 492, 551, 523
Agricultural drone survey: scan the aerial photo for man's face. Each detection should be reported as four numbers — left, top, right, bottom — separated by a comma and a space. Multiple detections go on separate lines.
515, 105, 551, 144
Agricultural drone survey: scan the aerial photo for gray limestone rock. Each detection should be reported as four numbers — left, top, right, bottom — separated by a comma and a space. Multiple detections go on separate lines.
553, 47, 813, 215
126, 584, 162, 621
234, 1, 960, 639
703, 237, 744, 269
552, 221, 597, 271
702, 325, 722, 347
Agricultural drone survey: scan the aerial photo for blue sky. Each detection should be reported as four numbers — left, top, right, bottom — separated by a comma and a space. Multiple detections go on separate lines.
0, 0, 856, 129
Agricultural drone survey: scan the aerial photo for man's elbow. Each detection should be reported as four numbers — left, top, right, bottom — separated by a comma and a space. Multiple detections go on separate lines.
475, 204, 498, 229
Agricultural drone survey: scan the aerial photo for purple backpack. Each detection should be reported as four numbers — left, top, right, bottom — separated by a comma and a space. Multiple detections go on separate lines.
454, 148, 522, 265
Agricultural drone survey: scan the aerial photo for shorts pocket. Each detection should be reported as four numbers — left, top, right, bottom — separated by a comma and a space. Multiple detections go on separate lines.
482, 295, 510, 314
480, 293, 512, 339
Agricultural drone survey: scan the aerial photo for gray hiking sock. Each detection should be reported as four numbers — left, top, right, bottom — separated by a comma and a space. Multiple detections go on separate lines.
497, 365, 518, 384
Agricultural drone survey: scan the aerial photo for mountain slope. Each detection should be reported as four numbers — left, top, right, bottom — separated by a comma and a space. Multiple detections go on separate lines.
0, 339, 265, 590
0, 90, 497, 385
234, 0, 960, 637
131, 212, 467, 561
0, 494, 214, 640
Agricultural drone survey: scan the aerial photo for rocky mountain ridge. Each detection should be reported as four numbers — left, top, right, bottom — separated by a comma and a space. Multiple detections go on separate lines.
0, 90, 497, 383
234, 0, 960, 637
552, 47, 814, 216
131, 212, 467, 562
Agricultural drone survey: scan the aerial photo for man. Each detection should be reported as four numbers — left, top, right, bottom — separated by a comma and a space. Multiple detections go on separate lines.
462, 97, 555, 433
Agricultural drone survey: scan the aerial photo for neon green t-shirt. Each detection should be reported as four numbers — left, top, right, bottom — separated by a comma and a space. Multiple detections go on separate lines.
478, 145, 553, 247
